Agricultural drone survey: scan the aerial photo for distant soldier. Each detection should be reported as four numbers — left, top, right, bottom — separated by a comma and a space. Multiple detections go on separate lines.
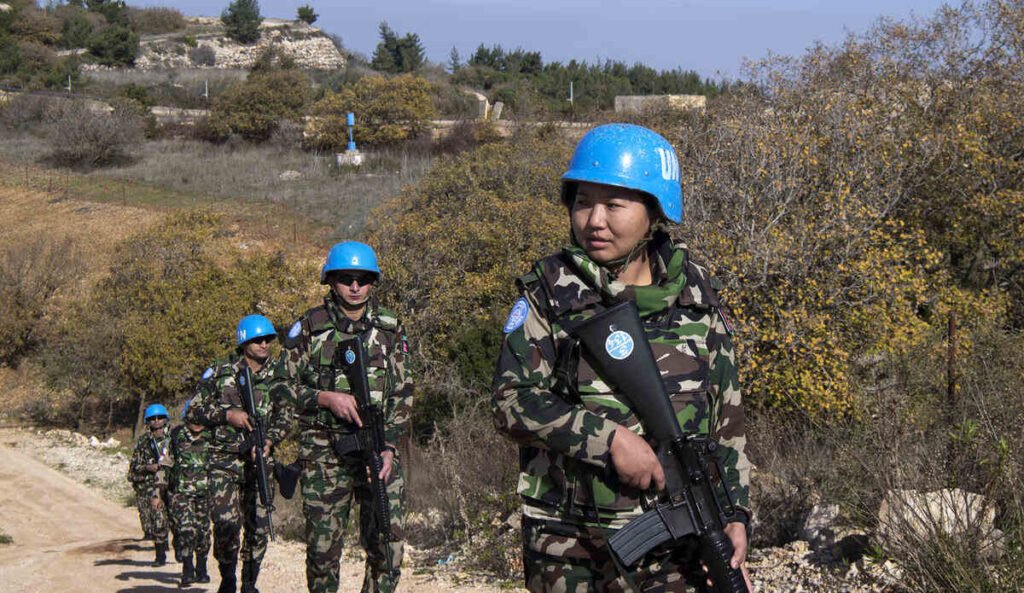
128, 403, 172, 567
187, 315, 291, 593
155, 400, 212, 588
270, 241, 413, 593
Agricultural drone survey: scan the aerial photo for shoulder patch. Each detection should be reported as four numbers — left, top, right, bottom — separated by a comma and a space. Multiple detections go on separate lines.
503, 298, 530, 334
201, 367, 214, 381
283, 319, 306, 349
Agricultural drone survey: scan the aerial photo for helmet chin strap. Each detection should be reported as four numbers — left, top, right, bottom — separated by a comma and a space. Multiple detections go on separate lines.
575, 221, 668, 278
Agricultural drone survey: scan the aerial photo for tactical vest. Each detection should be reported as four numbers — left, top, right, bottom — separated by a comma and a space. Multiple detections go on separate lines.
516, 248, 724, 518
205, 358, 272, 453
166, 425, 209, 495
294, 304, 399, 433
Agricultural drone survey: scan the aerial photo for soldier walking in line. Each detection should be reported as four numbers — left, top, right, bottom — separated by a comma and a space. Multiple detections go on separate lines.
187, 315, 292, 593
492, 124, 754, 592
270, 241, 414, 593
155, 400, 213, 587
128, 403, 172, 567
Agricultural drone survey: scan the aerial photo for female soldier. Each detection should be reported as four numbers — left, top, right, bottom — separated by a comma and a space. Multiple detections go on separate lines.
492, 123, 753, 592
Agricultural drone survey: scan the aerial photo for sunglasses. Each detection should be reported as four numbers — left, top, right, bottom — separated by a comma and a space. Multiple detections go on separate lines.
247, 336, 275, 345
148, 416, 168, 422
331, 272, 377, 286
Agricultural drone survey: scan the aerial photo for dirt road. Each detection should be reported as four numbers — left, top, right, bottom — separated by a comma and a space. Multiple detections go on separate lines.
0, 436, 506, 593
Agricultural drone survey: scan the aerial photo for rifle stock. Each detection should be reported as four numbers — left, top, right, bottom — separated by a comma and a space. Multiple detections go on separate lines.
239, 365, 275, 541
568, 301, 748, 593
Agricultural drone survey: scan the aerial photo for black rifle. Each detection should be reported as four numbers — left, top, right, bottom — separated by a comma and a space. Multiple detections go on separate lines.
332, 336, 394, 577
238, 366, 275, 541
568, 301, 748, 593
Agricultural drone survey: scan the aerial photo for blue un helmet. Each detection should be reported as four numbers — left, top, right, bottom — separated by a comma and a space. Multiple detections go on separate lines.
144, 403, 169, 422
320, 241, 381, 284
236, 314, 277, 347
561, 123, 683, 223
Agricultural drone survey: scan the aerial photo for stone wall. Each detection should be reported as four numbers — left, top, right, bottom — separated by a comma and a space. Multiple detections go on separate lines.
614, 94, 707, 114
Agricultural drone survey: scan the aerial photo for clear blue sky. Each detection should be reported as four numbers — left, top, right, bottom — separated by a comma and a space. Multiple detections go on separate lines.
129, 0, 953, 78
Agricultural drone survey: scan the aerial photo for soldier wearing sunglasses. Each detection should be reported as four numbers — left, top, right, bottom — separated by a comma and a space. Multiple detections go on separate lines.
186, 315, 292, 593
270, 241, 414, 593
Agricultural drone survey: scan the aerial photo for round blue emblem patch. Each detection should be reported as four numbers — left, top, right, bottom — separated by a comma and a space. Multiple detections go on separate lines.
201, 367, 214, 381
503, 298, 530, 334
288, 321, 302, 339
605, 330, 635, 360
345, 348, 356, 365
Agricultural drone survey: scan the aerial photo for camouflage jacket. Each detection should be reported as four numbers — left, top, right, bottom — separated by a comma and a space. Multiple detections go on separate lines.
492, 238, 751, 528
154, 424, 210, 497
186, 352, 292, 457
128, 430, 170, 490
270, 296, 413, 463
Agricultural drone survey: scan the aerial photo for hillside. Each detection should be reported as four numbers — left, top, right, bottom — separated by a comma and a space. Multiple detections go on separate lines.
77, 17, 345, 72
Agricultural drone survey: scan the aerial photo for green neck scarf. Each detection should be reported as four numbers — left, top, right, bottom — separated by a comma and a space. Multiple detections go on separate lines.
562, 233, 688, 318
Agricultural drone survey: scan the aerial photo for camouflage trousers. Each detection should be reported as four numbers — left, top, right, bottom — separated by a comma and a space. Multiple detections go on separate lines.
301, 456, 406, 593
133, 485, 168, 543
169, 491, 211, 558
522, 516, 705, 593
208, 453, 275, 566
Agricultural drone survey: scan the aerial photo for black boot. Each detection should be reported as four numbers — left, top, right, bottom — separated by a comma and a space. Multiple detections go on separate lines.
153, 542, 168, 567
195, 553, 211, 584
179, 555, 195, 588
240, 560, 261, 593
173, 536, 182, 563
217, 562, 237, 593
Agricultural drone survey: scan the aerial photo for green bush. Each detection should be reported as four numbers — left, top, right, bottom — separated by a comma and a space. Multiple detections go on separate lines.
86, 25, 138, 67
221, 0, 262, 45
207, 67, 311, 141
296, 5, 317, 25
59, 9, 101, 49
305, 74, 436, 149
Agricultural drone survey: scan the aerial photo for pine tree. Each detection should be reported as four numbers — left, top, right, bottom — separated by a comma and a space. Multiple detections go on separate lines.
221, 0, 262, 44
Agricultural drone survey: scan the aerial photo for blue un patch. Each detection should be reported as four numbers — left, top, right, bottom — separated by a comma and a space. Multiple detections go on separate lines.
201, 367, 214, 381
503, 298, 530, 333
288, 321, 302, 339
605, 330, 635, 360
345, 348, 356, 365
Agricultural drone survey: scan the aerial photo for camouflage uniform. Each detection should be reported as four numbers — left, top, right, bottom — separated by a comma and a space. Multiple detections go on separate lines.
187, 353, 292, 586
128, 430, 170, 544
492, 236, 752, 593
271, 297, 413, 593
155, 424, 212, 566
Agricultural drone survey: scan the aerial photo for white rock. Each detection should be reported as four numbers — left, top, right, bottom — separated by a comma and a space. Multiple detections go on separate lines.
877, 488, 1002, 558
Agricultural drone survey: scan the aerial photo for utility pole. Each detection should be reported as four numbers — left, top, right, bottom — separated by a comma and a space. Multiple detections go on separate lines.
66, 74, 72, 97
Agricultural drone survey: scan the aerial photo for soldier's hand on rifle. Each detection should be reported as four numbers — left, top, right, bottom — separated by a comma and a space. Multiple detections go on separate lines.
226, 408, 254, 431
317, 390, 363, 427
145, 463, 159, 473
701, 523, 754, 591
150, 494, 163, 510
378, 449, 395, 483
248, 437, 273, 461
609, 425, 665, 491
